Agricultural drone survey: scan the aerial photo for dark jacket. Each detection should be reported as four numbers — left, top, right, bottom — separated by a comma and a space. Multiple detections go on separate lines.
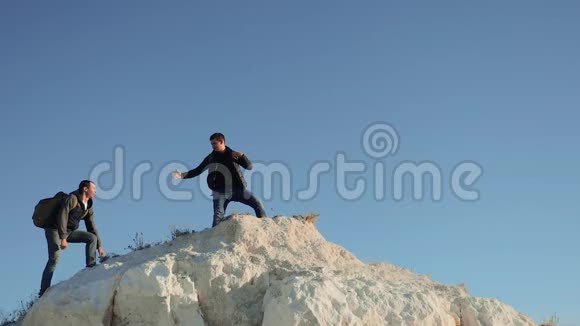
55, 190, 102, 248
183, 146, 253, 192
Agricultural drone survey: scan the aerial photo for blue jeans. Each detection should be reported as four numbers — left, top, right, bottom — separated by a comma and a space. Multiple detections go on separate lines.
212, 189, 266, 227
39, 228, 98, 296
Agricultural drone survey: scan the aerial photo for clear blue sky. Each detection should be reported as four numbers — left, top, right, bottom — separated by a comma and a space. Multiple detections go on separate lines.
1, 1, 578, 324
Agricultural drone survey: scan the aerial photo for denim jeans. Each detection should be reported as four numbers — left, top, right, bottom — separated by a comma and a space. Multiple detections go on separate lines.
39, 228, 97, 297
212, 189, 266, 227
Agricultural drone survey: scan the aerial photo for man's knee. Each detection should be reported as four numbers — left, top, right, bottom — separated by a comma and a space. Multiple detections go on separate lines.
48, 250, 60, 266
250, 197, 264, 209
89, 233, 97, 244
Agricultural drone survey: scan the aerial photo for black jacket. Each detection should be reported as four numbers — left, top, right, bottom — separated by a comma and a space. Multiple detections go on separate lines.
55, 190, 102, 248
183, 146, 253, 192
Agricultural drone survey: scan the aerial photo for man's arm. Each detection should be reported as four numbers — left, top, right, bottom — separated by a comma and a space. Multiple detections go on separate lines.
233, 151, 253, 170
57, 195, 76, 240
84, 208, 102, 249
182, 154, 211, 179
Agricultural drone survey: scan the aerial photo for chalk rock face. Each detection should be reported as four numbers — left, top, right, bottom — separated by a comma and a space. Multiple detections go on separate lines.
22, 215, 536, 326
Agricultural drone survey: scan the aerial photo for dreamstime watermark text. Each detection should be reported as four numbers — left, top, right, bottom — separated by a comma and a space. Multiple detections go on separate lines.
89, 122, 482, 202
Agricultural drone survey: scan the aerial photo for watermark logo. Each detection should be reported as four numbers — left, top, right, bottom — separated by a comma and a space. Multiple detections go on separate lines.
362, 122, 399, 159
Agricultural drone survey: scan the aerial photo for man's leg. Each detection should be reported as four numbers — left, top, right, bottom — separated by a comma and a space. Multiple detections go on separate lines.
40, 228, 61, 297
66, 230, 97, 267
212, 191, 231, 227
232, 189, 267, 218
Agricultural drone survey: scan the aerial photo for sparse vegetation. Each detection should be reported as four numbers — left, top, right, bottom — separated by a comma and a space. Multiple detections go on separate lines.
125, 232, 152, 251
540, 314, 559, 326
226, 211, 254, 219
125, 226, 196, 253
0, 295, 36, 326
292, 212, 320, 224
169, 225, 195, 240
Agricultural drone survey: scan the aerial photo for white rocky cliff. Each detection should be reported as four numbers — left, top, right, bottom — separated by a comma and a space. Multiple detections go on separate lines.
22, 215, 537, 326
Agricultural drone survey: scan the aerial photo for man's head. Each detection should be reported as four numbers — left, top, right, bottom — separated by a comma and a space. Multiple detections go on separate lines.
210, 132, 226, 152
79, 180, 97, 199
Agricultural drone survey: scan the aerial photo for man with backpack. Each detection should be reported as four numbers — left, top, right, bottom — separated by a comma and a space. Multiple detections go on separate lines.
172, 132, 267, 227
38, 180, 106, 297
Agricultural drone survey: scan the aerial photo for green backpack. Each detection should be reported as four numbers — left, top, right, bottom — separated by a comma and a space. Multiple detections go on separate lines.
32, 192, 78, 228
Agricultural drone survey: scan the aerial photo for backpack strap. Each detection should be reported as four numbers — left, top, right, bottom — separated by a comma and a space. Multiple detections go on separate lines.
70, 194, 91, 219
69, 194, 79, 211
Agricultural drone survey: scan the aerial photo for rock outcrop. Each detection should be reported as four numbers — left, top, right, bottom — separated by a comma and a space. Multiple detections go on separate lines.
22, 215, 536, 326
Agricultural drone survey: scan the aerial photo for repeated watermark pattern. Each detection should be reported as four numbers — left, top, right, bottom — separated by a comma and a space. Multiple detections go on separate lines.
89, 122, 482, 202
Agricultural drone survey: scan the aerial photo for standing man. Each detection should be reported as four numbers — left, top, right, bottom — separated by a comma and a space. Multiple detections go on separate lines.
39, 180, 106, 297
173, 132, 267, 227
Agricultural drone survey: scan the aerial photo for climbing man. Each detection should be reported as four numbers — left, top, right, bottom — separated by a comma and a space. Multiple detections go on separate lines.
172, 132, 267, 227
39, 180, 105, 297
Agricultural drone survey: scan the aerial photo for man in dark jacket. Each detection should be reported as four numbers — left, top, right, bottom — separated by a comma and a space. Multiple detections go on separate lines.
39, 180, 106, 297
173, 132, 266, 227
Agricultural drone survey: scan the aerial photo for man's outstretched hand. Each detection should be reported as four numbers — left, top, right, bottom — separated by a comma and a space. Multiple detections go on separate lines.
98, 247, 106, 258
172, 169, 183, 179
60, 239, 68, 250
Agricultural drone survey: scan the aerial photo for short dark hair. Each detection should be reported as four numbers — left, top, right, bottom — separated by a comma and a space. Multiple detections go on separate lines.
210, 132, 225, 143
79, 180, 94, 192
